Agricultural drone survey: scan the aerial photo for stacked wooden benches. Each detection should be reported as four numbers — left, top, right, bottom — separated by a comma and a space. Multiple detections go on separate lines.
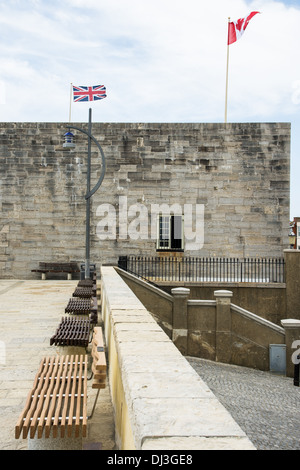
31, 262, 80, 280
50, 273, 99, 349
15, 327, 106, 441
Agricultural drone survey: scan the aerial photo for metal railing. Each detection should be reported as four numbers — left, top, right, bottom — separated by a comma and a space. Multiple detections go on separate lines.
118, 255, 285, 283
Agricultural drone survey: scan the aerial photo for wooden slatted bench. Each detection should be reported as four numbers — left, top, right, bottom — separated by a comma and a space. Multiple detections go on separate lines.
50, 317, 91, 348
65, 298, 92, 315
15, 327, 106, 446
78, 279, 94, 287
64, 297, 98, 324
72, 287, 94, 298
31, 262, 80, 280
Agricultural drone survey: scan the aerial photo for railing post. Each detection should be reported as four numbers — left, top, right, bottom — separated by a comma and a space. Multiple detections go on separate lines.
214, 290, 233, 364
171, 287, 190, 355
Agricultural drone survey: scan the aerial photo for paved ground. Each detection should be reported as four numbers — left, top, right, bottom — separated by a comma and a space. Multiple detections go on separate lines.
187, 356, 300, 450
0, 279, 116, 451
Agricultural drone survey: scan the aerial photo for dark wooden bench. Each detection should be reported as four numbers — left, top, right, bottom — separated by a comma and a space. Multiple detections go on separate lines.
78, 279, 94, 287
15, 327, 106, 441
65, 297, 93, 315
72, 287, 94, 298
65, 297, 98, 316
50, 317, 91, 348
31, 262, 80, 280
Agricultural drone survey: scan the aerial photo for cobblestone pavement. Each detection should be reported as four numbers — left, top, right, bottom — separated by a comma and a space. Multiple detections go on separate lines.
187, 356, 300, 450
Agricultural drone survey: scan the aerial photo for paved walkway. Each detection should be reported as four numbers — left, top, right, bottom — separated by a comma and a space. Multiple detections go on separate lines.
187, 356, 300, 450
0, 280, 116, 451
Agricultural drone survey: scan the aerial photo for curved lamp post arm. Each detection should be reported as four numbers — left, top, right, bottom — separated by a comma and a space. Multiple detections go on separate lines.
67, 125, 106, 200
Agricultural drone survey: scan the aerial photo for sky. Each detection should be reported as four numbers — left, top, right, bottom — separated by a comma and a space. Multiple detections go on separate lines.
0, 0, 299, 219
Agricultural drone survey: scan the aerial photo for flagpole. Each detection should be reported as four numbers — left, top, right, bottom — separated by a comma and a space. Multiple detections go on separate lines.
69, 83, 73, 122
225, 17, 230, 124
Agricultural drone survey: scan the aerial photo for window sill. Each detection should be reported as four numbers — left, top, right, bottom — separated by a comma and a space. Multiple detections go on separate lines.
156, 249, 184, 253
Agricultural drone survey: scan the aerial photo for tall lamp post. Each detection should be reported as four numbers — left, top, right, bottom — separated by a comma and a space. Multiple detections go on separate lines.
63, 108, 106, 279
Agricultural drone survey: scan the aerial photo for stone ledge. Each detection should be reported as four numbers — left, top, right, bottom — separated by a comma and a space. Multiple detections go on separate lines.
101, 266, 256, 450
141, 436, 257, 451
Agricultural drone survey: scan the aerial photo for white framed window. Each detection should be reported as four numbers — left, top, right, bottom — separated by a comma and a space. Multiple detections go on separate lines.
157, 215, 184, 251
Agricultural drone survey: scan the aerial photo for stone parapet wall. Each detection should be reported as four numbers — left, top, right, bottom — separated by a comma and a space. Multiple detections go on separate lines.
0, 122, 290, 278
100, 266, 256, 450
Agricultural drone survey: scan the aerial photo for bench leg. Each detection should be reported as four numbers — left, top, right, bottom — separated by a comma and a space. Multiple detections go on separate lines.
42, 273, 46, 280
68, 273, 72, 280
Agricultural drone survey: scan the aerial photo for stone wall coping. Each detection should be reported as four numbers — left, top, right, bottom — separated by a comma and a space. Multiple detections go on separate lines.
116, 267, 174, 302
157, 281, 286, 289
231, 303, 285, 335
281, 319, 300, 328
101, 266, 256, 450
188, 299, 216, 307
214, 290, 233, 298
171, 287, 191, 296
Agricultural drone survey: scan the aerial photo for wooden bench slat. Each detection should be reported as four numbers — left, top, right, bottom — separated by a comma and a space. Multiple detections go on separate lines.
43, 356, 68, 439
38, 356, 62, 439
75, 356, 84, 437
67, 355, 79, 437
60, 355, 74, 439
52, 355, 70, 438
82, 358, 88, 435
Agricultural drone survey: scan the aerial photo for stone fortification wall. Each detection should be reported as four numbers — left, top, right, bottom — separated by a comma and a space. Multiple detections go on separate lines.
0, 122, 290, 278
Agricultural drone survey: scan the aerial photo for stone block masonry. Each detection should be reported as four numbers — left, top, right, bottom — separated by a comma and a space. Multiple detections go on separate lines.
0, 122, 290, 278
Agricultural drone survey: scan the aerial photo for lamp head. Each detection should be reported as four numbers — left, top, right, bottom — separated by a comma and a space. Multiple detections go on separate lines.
63, 131, 75, 148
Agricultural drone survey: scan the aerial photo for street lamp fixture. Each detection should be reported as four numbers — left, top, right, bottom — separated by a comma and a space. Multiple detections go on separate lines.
63, 108, 106, 279
63, 131, 76, 148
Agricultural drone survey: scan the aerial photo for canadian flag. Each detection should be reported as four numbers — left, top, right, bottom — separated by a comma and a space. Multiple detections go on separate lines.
228, 11, 260, 45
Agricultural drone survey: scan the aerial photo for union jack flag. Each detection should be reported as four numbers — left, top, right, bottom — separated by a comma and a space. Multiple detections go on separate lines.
73, 85, 107, 102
